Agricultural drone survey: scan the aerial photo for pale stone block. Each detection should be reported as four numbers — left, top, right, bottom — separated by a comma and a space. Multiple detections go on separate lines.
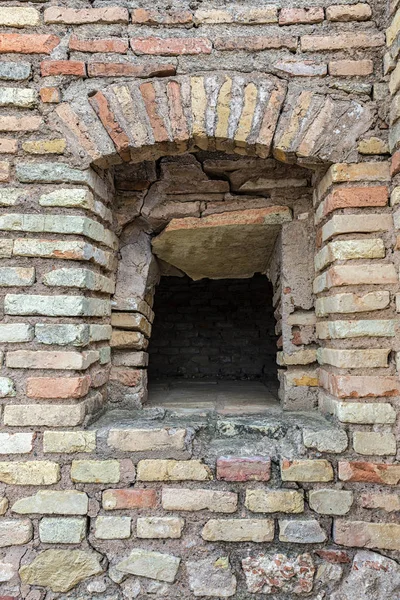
353, 432, 396, 455
5, 294, 110, 317
245, 489, 304, 513
322, 214, 392, 242
12, 490, 88, 515
202, 519, 274, 542
137, 517, 184, 539
0, 323, 33, 342
43, 431, 96, 453
308, 489, 353, 515
0, 432, 34, 454
0, 519, 32, 547
316, 291, 390, 316
0, 377, 16, 398
116, 549, 180, 583
0, 267, 34, 287
162, 488, 237, 513
360, 492, 400, 512
315, 239, 385, 272
0, 461, 59, 485
317, 348, 390, 368
4, 404, 85, 427
107, 428, 186, 452
39, 517, 86, 544
279, 519, 326, 543
317, 319, 395, 339
137, 460, 212, 481
95, 516, 131, 539
71, 460, 120, 484
0, 88, 37, 108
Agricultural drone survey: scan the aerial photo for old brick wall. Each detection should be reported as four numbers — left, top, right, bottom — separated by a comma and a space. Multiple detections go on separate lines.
0, 0, 399, 598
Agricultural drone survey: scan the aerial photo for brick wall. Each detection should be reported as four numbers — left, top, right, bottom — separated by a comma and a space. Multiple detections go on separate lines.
0, 0, 398, 597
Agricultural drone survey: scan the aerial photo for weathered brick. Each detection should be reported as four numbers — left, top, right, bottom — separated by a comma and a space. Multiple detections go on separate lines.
95, 516, 131, 539
43, 268, 114, 293
0, 8, 40, 27
41, 61, 86, 77
242, 553, 315, 593
322, 214, 392, 241
40, 87, 60, 103
71, 460, 120, 484
0, 461, 59, 485
0, 34, 59, 54
339, 461, 400, 484
301, 33, 384, 51
0, 138, 17, 154
107, 428, 186, 452
308, 490, 353, 515
317, 319, 394, 339
353, 432, 396, 455
0, 519, 32, 547
137, 517, 184, 539
5, 295, 110, 318
279, 7, 324, 25
279, 520, 326, 543
4, 404, 85, 427
281, 459, 333, 482
315, 186, 388, 224
6, 349, 99, 370
0, 433, 34, 455
0, 61, 31, 81
245, 490, 304, 513
35, 323, 90, 347
274, 60, 327, 77
0, 378, 15, 398
45, 7, 128, 24
162, 488, 237, 513
0, 323, 33, 343
320, 394, 396, 424
0, 267, 34, 287
13, 239, 114, 271
327, 3, 372, 21
214, 36, 297, 51
359, 492, 400, 512
319, 371, 400, 398
69, 37, 128, 53
87, 62, 175, 78
111, 313, 151, 336
313, 264, 396, 293
303, 427, 348, 453
137, 460, 211, 481
316, 291, 390, 316
103, 489, 157, 510
328, 59, 374, 76
0, 88, 37, 108
0, 162, 10, 182
358, 137, 389, 155
131, 8, 193, 25
334, 520, 400, 550
316, 163, 390, 201
0, 116, 41, 132
202, 519, 274, 542
43, 431, 96, 454
131, 38, 212, 55
315, 239, 385, 272
216, 457, 271, 482
26, 376, 91, 399
317, 347, 390, 369
39, 518, 86, 544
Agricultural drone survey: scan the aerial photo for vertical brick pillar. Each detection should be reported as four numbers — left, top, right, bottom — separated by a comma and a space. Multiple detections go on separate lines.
313, 162, 398, 462
0, 162, 116, 428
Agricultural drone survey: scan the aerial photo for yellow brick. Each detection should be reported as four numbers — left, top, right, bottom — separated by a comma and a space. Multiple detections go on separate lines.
22, 139, 66, 155
215, 77, 233, 144
235, 82, 258, 147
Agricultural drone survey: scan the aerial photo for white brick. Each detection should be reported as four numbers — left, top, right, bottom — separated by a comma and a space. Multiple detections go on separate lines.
353, 431, 397, 455
317, 319, 395, 339
6, 350, 99, 370
12, 490, 88, 515
0, 433, 34, 454
319, 393, 396, 424
316, 291, 390, 316
322, 214, 392, 242
95, 516, 131, 539
4, 294, 110, 317
0, 189, 24, 206
39, 518, 86, 544
43, 268, 115, 293
136, 517, 184, 539
0, 88, 37, 108
317, 347, 390, 368
0, 323, 33, 343
315, 239, 385, 272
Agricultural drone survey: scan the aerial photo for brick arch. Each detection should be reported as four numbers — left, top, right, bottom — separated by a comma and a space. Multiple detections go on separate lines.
54, 72, 374, 169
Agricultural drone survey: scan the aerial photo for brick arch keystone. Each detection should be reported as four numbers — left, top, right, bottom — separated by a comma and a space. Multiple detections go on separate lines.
54, 72, 374, 169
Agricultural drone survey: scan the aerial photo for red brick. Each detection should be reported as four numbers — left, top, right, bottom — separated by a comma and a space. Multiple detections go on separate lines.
41, 61, 86, 77
315, 549, 351, 564
319, 372, 400, 398
391, 149, 400, 176
103, 488, 157, 509
140, 81, 169, 143
131, 8, 193, 24
131, 37, 212, 55
109, 368, 142, 387
279, 7, 324, 25
329, 59, 373, 76
301, 33, 384, 51
26, 376, 91, 399
0, 34, 59, 54
40, 87, 60, 103
87, 62, 175, 78
319, 185, 388, 219
215, 36, 297, 51
69, 37, 128, 54
44, 7, 129, 25
217, 457, 271, 482
326, 3, 372, 22
88, 90, 130, 160
339, 461, 400, 485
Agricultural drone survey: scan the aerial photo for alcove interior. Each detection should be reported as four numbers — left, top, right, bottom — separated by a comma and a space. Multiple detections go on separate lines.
147, 273, 279, 412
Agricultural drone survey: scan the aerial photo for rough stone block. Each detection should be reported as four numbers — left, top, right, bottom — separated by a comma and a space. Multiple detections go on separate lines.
202, 519, 274, 542
137, 460, 212, 481
0, 378, 16, 398
279, 519, 327, 543
95, 516, 131, 539
303, 428, 348, 453
71, 460, 120, 484
309, 489, 353, 515
0, 62, 31, 81
43, 431, 96, 454
353, 432, 396, 455
162, 488, 237, 513
187, 556, 237, 597
12, 490, 88, 515
245, 489, 304, 513
116, 549, 180, 583
39, 518, 86, 544
0, 461, 59, 485
216, 456, 271, 481
107, 428, 186, 452
136, 517, 184, 539
281, 459, 333, 482
0, 519, 32, 547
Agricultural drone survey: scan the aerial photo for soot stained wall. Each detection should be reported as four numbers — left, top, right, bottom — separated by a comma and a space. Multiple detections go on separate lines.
148, 274, 277, 381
